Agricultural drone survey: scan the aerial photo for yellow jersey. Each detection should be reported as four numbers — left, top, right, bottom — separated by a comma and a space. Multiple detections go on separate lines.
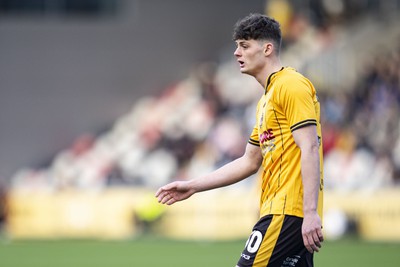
249, 67, 323, 219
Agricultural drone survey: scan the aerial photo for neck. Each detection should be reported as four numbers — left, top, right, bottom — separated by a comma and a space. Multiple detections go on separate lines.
255, 59, 283, 89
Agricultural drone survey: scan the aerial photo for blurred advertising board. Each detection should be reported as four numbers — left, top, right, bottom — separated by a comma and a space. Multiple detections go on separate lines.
6, 188, 159, 239
5, 187, 258, 240
6, 187, 400, 241
324, 189, 400, 241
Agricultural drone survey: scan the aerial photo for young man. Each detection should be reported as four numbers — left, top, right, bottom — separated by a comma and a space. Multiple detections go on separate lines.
156, 13, 323, 267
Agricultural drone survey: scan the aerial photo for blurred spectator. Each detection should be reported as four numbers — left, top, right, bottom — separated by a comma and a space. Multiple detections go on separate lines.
9, 3, 400, 193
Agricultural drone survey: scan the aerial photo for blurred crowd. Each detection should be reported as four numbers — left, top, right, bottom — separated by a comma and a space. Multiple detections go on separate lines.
322, 46, 400, 191
11, 60, 261, 192
10, 0, 400, 194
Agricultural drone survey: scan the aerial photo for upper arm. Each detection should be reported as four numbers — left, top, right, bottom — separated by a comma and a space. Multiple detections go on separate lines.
292, 125, 319, 150
242, 142, 263, 173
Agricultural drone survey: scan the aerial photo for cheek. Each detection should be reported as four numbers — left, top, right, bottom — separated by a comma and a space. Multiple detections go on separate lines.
246, 53, 258, 65
252, 56, 266, 69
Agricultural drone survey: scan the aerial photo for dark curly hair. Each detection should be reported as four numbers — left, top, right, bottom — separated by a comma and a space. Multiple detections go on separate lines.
233, 13, 282, 53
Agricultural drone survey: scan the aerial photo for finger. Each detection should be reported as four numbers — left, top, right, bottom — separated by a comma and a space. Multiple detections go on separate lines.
160, 197, 169, 204
304, 233, 319, 253
312, 231, 321, 248
155, 188, 163, 197
157, 191, 172, 204
156, 190, 166, 202
155, 182, 177, 197
159, 191, 175, 205
309, 228, 322, 248
302, 234, 313, 254
160, 194, 171, 204
156, 186, 170, 197
166, 197, 177, 205
317, 228, 324, 242
308, 234, 319, 252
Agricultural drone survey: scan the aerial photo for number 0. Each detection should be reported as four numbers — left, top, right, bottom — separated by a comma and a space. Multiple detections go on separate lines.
245, 230, 263, 253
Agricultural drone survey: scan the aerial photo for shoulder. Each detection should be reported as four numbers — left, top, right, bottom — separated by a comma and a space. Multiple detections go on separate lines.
276, 68, 315, 97
280, 68, 312, 87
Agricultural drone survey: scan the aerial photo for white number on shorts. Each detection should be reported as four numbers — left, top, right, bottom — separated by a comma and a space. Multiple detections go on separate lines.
245, 230, 263, 253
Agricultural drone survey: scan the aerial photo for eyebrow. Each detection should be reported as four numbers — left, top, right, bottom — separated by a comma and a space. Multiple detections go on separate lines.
236, 40, 250, 46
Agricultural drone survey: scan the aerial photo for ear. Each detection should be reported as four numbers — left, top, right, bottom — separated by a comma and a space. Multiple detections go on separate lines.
263, 42, 273, 56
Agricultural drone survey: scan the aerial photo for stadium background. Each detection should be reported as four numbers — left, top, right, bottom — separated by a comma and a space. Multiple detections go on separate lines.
1, 0, 400, 266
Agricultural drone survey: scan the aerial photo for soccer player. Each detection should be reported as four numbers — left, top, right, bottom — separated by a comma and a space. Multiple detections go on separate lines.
156, 13, 323, 267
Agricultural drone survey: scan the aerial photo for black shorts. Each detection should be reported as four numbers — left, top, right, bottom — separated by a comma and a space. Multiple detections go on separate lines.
236, 214, 313, 267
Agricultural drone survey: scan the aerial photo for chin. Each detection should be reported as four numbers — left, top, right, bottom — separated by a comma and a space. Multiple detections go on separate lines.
240, 68, 249, 74
240, 69, 253, 76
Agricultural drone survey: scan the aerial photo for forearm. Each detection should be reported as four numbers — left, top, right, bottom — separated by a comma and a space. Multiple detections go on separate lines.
156, 143, 262, 205
300, 144, 320, 214
190, 152, 260, 193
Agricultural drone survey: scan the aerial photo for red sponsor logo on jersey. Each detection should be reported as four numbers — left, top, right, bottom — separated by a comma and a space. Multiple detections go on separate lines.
260, 129, 274, 143
260, 129, 276, 154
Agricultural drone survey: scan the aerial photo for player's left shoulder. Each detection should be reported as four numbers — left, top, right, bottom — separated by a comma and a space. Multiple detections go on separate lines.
284, 67, 312, 83
280, 70, 313, 94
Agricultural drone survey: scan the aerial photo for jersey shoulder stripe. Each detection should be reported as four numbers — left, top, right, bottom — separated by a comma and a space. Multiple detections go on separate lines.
290, 119, 317, 132
248, 138, 260, 146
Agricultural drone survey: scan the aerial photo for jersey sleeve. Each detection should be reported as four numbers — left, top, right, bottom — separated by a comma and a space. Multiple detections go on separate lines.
279, 77, 317, 132
248, 100, 261, 146
248, 125, 259, 146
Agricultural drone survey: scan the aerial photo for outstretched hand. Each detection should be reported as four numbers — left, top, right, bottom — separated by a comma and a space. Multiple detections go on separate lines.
155, 181, 196, 205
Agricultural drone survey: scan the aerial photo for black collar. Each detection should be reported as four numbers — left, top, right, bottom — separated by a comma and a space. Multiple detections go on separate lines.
265, 67, 284, 94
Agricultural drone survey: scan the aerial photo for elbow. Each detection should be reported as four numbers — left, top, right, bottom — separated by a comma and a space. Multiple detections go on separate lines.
301, 141, 319, 154
312, 143, 320, 155
249, 159, 262, 175
310, 143, 319, 154
240, 156, 261, 176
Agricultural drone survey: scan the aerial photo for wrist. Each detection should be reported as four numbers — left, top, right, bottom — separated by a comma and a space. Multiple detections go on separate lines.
303, 208, 318, 216
188, 178, 201, 193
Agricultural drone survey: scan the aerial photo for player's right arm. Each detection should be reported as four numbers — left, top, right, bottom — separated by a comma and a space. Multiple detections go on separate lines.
155, 142, 262, 205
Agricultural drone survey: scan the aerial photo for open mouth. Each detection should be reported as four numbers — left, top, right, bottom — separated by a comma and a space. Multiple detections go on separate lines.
238, 60, 244, 67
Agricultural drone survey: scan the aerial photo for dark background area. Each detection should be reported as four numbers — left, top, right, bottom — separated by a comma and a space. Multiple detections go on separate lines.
0, 0, 265, 180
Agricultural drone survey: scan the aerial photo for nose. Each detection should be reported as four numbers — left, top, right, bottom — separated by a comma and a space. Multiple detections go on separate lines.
234, 47, 241, 57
